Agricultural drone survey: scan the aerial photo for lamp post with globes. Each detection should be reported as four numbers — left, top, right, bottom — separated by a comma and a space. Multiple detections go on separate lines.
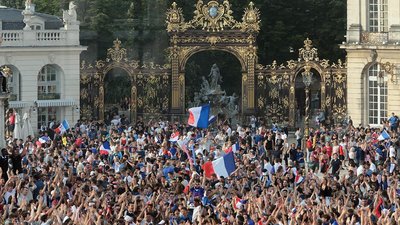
302, 64, 313, 138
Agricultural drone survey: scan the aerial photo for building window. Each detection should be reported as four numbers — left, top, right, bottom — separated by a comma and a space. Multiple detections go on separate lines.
368, 64, 387, 125
30, 24, 42, 30
368, 0, 388, 32
38, 107, 57, 130
38, 65, 60, 100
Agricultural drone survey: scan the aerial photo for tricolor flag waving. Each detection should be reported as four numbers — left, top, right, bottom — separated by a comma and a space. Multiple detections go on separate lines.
54, 119, 70, 134
378, 129, 390, 141
100, 141, 111, 155
169, 131, 180, 142
188, 104, 210, 128
225, 142, 240, 153
234, 196, 247, 210
202, 151, 236, 178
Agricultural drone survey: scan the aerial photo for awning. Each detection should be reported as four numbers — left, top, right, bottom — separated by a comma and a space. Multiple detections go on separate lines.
8, 101, 29, 108
36, 99, 77, 107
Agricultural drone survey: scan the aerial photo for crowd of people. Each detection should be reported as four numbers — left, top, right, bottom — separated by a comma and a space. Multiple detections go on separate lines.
0, 112, 400, 225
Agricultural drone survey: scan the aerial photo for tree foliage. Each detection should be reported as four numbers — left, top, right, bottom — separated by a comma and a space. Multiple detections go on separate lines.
1, 0, 346, 64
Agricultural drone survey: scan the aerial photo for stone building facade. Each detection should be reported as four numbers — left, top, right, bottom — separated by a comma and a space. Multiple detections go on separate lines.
342, 0, 400, 126
0, 1, 85, 132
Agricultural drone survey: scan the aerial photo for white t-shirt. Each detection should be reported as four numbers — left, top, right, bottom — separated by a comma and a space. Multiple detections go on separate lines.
3, 189, 15, 204
356, 165, 364, 177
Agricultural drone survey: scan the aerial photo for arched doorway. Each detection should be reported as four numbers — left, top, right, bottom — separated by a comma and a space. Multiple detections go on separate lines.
166, 1, 260, 115
104, 67, 131, 124
294, 68, 322, 128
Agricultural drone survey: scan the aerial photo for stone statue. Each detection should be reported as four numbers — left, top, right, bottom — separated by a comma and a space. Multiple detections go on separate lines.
25, 0, 32, 11
22, 0, 35, 30
0, 67, 11, 93
63, 1, 79, 29
0, 71, 5, 93
208, 64, 222, 90
227, 93, 238, 110
201, 76, 210, 92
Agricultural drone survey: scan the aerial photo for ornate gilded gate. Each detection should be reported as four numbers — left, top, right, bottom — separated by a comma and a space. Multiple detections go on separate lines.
166, 1, 260, 114
80, 39, 171, 122
255, 38, 347, 127
79, 1, 348, 127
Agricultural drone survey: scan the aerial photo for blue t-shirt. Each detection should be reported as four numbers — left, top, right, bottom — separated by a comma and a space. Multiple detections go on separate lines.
190, 186, 205, 198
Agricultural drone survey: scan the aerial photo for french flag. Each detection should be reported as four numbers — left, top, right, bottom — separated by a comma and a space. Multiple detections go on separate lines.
54, 119, 70, 134
188, 104, 210, 128
225, 142, 240, 153
208, 115, 217, 125
378, 130, 390, 141
295, 171, 304, 185
234, 196, 247, 210
100, 141, 111, 155
169, 131, 180, 142
39, 136, 51, 143
202, 151, 236, 178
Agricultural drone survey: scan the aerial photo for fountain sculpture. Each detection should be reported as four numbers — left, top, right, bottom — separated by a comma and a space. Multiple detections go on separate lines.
190, 64, 238, 123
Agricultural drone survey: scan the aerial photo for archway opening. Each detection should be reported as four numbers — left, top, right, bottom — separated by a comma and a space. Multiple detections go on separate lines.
295, 68, 321, 128
185, 51, 242, 122
104, 68, 131, 123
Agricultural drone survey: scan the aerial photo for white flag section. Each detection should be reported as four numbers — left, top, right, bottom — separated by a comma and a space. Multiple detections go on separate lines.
378, 130, 390, 141
211, 152, 236, 178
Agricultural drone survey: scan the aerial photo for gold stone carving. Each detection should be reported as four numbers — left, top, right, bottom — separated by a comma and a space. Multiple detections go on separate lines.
269, 72, 280, 85
189, 0, 237, 32
333, 71, 346, 84
282, 96, 289, 109
107, 39, 127, 63
95, 60, 105, 70
166, 2, 189, 32
237, 2, 261, 33
257, 73, 265, 87
320, 59, 330, 69
257, 96, 265, 108
269, 88, 279, 99
325, 96, 331, 107
207, 36, 221, 45
80, 89, 88, 100
299, 38, 319, 62
335, 87, 344, 99
287, 60, 297, 70
80, 105, 92, 119
80, 73, 90, 85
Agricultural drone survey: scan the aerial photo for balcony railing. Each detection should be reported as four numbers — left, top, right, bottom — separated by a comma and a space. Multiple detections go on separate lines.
0, 29, 79, 47
361, 32, 389, 44
38, 93, 61, 100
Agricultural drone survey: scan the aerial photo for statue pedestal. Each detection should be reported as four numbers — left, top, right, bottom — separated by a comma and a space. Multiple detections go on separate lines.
0, 93, 9, 148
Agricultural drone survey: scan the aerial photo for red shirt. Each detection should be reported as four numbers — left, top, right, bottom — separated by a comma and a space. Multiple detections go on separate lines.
324, 146, 333, 157
9, 113, 15, 125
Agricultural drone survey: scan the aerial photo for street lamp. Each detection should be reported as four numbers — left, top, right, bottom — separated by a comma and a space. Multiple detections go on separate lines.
302, 64, 313, 138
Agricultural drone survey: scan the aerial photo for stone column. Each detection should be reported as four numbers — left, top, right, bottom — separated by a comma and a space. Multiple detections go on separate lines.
0, 94, 9, 148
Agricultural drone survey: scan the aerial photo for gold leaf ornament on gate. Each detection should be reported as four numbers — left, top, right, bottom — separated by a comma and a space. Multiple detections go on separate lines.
189, 0, 238, 32
166, 2, 189, 32
107, 39, 127, 63
237, 2, 260, 33
299, 38, 319, 62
